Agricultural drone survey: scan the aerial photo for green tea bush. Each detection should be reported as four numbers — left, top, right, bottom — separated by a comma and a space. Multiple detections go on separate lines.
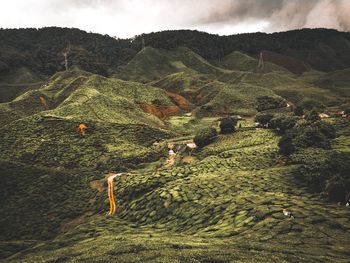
194, 127, 217, 148
292, 149, 350, 202
270, 115, 297, 134
293, 106, 304, 116
256, 96, 286, 112
311, 121, 336, 139
305, 109, 321, 122
278, 120, 335, 155
300, 99, 326, 111
255, 113, 274, 125
219, 117, 237, 134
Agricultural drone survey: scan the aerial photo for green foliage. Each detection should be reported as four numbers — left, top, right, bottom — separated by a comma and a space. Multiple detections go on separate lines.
255, 113, 274, 125
278, 132, 295, 156
219, 117, 237, 134
0, 71, 173, 169
300, 99, 326, 111
0, 27, 136, 76
193, 127, 217, 147
311, 121, 336, 139
305, 109, 321, 122
294, 127, 330, 149
256, 96, 286, 112
0, 161, 105, 241
270, 115, 297, 134
218, 51, 289, 73
293, 106, 304, 116
292, 149, 350, 201
1, 27, 350, 262
278, 120, 335, 155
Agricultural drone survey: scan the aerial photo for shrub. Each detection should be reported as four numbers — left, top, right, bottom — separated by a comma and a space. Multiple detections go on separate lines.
294, 106, 304, 116
344, 108, 350, 116
291, 150, 350, 202
256, 96, 286, 112
305, 109, 320, 122
311, 121, 336, 139
270, 115, 297, 134
326, 181, 346, 202
219, 117, 237, 134
255, 113, 273, 125
277, 120, 336, 155
300, 99, 326, 111
294, 127, 330, 149
194, 127, 217, 148
152, 99, 162, 105
278, 132, 296, 156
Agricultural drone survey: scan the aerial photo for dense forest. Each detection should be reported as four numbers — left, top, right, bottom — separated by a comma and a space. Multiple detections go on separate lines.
1, 27, 350, 77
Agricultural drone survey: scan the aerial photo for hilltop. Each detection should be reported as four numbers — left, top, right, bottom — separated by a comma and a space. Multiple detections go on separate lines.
1, 27, 350, 79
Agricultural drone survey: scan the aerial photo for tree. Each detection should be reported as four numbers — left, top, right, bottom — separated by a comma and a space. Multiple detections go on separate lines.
220, 117, 238, 134
194, 127, 217, 148
294, 106, 304, 116
344, 108, 350, 117
312, 121, 336, 139
295, 127, 330, 149
278, 132, 296, 156
301, 99, 326, 111
277, 120, 335, 155
256, 96, 286, 112
305, 109, 320, 122
270, 116, 297, 134
255, 113, 273, 125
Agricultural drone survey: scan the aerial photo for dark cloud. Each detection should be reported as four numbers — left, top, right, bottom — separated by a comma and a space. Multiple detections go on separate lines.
0, 0, 349, 37
195, 0, 350, 32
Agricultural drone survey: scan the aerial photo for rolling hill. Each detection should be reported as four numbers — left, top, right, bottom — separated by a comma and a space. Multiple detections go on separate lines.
0, 27, 350, 262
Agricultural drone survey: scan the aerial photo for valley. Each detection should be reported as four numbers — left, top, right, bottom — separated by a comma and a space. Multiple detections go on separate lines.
0, 28, 349, 262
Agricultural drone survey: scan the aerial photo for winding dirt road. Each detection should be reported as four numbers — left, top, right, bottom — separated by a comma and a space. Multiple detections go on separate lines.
107, 173, 122, 216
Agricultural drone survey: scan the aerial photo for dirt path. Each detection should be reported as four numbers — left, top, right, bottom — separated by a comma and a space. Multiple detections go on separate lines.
107, 173, 122, 216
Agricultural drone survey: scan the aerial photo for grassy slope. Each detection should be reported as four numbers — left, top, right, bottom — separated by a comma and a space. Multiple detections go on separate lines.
0, 67, 44, 103
152, 72, 286, 116
217, 51, 290, 74
115, 47, 227, 83
311, 68, 350, 98
0, 70, 174, 170
1, 46, 350, 262
148, 48, 346, 116
4, 120, 350, 262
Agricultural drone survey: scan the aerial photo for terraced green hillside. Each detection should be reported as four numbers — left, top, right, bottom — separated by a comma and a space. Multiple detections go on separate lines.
3, 122, 349, 262
115, 47, 227, 83
0, 70, 174, 170
0, 67, 44, 102
217, 51, 290, 73
1, 29, 350, 263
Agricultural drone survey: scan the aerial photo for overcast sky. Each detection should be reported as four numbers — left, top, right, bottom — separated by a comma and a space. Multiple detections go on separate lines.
0, 0, 349, 38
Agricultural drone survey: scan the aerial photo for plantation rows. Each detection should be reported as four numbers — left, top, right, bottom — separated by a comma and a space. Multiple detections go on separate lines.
110, 129, 350, 254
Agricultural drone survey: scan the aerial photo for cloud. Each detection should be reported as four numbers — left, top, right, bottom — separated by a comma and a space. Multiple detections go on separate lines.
0, 0, 349, 38
195, 0, 350, 33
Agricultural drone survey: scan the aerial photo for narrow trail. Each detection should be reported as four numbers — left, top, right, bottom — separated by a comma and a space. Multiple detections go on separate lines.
107, 173, 122, 216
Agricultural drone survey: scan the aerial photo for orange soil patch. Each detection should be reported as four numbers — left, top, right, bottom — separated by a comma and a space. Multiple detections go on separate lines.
262, 50, 309, 75
140, 104, 181, 119
39, 96, 49, 110
166, 91, 192, 110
